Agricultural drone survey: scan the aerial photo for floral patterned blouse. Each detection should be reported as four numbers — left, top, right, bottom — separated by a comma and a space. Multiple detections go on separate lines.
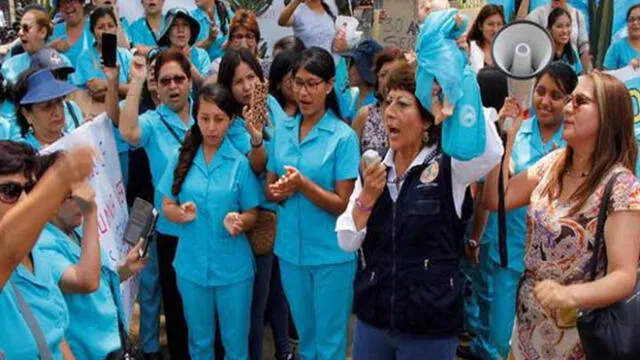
360, 103, 388, 157
511, 150, 640, 360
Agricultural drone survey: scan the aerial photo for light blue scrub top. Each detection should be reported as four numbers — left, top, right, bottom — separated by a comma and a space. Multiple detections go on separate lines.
347, 90, 377, 121
74, 46, 132, 87
0, 116, 10, 140
0, 246, 69, 360
267, 110, 360, 266
189, 47, 212, 78
558, 48, 583, 75
0, 51, 73, 86
37, 223, 124, 360
603, 38, 640, 70
191, 6, 234, 61
129, 16, 165, 47
158, 140, 263, 286
137, 102, 194, 236
50, 21, 94, 68
17, 129, 70, 151
3, 100, 83, 142
119, 17, 133, 45
485, 116, 566, 272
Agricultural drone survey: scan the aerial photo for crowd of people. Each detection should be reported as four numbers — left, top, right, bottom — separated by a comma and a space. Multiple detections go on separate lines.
0, 0, 639, 360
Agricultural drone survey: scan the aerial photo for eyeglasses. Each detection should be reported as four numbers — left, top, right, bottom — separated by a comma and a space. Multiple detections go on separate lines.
565, 93, 593, 109
158, 75, 187, 87
231, 33, 257, 42
628, 16, 640, 24
19, 24, 32, 33
292, 78, 325, 93
0, 181, 35, 204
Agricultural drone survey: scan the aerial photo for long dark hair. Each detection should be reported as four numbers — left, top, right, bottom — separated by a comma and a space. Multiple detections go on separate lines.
171, 83, 235, 197
292, 47, 342, 120
548, 7, 576, 65
269, 49, 301, 109
215, 0, 230, 35
218, 48, 265, 115
467, 4, 505, 49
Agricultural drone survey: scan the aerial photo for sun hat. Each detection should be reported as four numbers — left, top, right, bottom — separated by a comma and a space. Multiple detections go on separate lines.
19, 69, 77, 105
157, 8, 200, 47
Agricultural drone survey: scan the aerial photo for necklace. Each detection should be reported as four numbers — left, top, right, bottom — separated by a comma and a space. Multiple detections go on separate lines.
565, 168, 589, 177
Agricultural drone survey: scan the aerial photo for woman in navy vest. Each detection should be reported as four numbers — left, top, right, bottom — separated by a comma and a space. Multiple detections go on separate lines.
336, 61, 503, 359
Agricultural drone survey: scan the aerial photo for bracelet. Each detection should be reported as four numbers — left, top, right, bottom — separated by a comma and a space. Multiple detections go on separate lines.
355, 197, 373, 212
467, 239, 480, 249
251, 138, 264, 148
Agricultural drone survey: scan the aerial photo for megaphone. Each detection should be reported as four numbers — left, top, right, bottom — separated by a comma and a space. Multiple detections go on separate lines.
492, 20, 554, 130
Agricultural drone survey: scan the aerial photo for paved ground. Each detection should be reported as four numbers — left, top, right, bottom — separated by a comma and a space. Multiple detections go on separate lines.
129, 304, 464, 359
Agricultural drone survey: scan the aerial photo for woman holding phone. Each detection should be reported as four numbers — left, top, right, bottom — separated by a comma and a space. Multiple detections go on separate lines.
75, 6, 132, 118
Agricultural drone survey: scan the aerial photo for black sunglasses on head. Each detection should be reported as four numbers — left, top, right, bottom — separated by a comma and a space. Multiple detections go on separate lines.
0, 181, 35, 204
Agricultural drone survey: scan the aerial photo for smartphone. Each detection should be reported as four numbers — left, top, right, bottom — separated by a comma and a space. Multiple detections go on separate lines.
138, 209, 159, 258
102, 33, 117, 67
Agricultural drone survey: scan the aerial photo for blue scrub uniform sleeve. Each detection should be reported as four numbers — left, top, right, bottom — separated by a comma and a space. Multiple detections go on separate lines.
74, 52, 94, 87
118, 48, 134, 81
334, 130, 360, 181
137, 111, 155, 148
194, 48, 212, 77
602, 41, 620, 70
266, 128, 278, 174
158, 153, 179, 202
238, 160, 265, 211
36, 233, 73, 285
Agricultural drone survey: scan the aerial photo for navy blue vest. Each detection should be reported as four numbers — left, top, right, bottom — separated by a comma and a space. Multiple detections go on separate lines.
353, 151, 473, 336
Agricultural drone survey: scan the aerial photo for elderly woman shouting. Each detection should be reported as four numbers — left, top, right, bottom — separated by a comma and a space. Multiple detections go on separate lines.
336, 59, 503, 359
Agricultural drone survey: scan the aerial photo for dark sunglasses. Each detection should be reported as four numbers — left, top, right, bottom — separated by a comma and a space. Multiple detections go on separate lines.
158, 75, 187, 87
0, 181, 35, 204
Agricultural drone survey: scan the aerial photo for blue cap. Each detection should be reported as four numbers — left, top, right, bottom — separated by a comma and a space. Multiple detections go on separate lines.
157, 8, 201, 47
343, 40, 384, 85
20, 69, 77, 105
29, 48, 75, 76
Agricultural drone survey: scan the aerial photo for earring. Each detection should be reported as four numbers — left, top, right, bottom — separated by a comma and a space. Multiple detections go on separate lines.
422, 130, 430, 144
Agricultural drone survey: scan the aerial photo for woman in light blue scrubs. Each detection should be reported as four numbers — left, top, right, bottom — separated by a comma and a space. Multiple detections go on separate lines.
115, 48, 194, 360
604, 4, 640, 70
467, 63, 578, 360
159, 83, 263, 360
49, 0, 94, 68
0, 7, 71, 86
157, 8, 211, 89
129, 0, 165, 56
548, 7, 583, 75
217, 47, 292, 360
344, 40, 383, 122
13, 68, 78, 150
266, 47, 360, 360
34, 154, 146, 360
191, 0, 233, 61
75, 6, 132, 103
0, 141, 94, 360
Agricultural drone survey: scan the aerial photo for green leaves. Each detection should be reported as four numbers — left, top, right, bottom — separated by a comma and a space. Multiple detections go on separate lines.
229, 0, 274, 17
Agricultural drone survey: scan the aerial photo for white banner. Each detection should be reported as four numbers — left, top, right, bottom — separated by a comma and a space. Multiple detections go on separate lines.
40, 114, 138, 322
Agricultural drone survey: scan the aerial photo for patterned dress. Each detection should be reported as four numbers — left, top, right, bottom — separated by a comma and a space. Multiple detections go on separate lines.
360, 103, 388, 157
511, 150, 640, 360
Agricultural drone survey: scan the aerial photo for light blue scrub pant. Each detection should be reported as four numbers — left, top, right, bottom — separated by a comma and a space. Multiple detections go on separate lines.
137, 235, 161, 353
279, 258, 356, 360
460, 256, 480, 336
470, 249, 522, 360
176, 275, 254, 360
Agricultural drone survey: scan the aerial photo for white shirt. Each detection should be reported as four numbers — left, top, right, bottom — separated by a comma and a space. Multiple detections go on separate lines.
335, 107, 503, 252
469, 40, 485, 74
526, 5, 589, 55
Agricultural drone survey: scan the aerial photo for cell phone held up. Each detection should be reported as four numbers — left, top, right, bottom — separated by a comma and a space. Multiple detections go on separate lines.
102, 33, 117, 68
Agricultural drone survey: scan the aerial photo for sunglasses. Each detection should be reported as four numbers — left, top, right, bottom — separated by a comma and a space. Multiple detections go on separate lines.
158, 75, 187, 87
565, 93, 593, 109
0, 181, 35, 204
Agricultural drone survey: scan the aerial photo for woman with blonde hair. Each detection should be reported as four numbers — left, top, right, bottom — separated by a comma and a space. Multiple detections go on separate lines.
483, 72, 640, 359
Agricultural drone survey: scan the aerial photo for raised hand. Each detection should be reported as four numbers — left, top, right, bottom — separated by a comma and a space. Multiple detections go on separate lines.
129, 55, 148, 81
70, 181, 96, 213
56, 146, 96, 185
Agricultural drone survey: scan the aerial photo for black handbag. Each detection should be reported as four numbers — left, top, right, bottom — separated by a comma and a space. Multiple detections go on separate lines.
577, 172, 640, 360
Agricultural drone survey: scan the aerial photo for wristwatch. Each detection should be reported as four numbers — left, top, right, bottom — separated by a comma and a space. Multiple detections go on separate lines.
467, 238, 480, 249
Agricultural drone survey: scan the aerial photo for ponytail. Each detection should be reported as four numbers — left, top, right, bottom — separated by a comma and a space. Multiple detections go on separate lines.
171, 124, 201, 197
215, 0, 230, 35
